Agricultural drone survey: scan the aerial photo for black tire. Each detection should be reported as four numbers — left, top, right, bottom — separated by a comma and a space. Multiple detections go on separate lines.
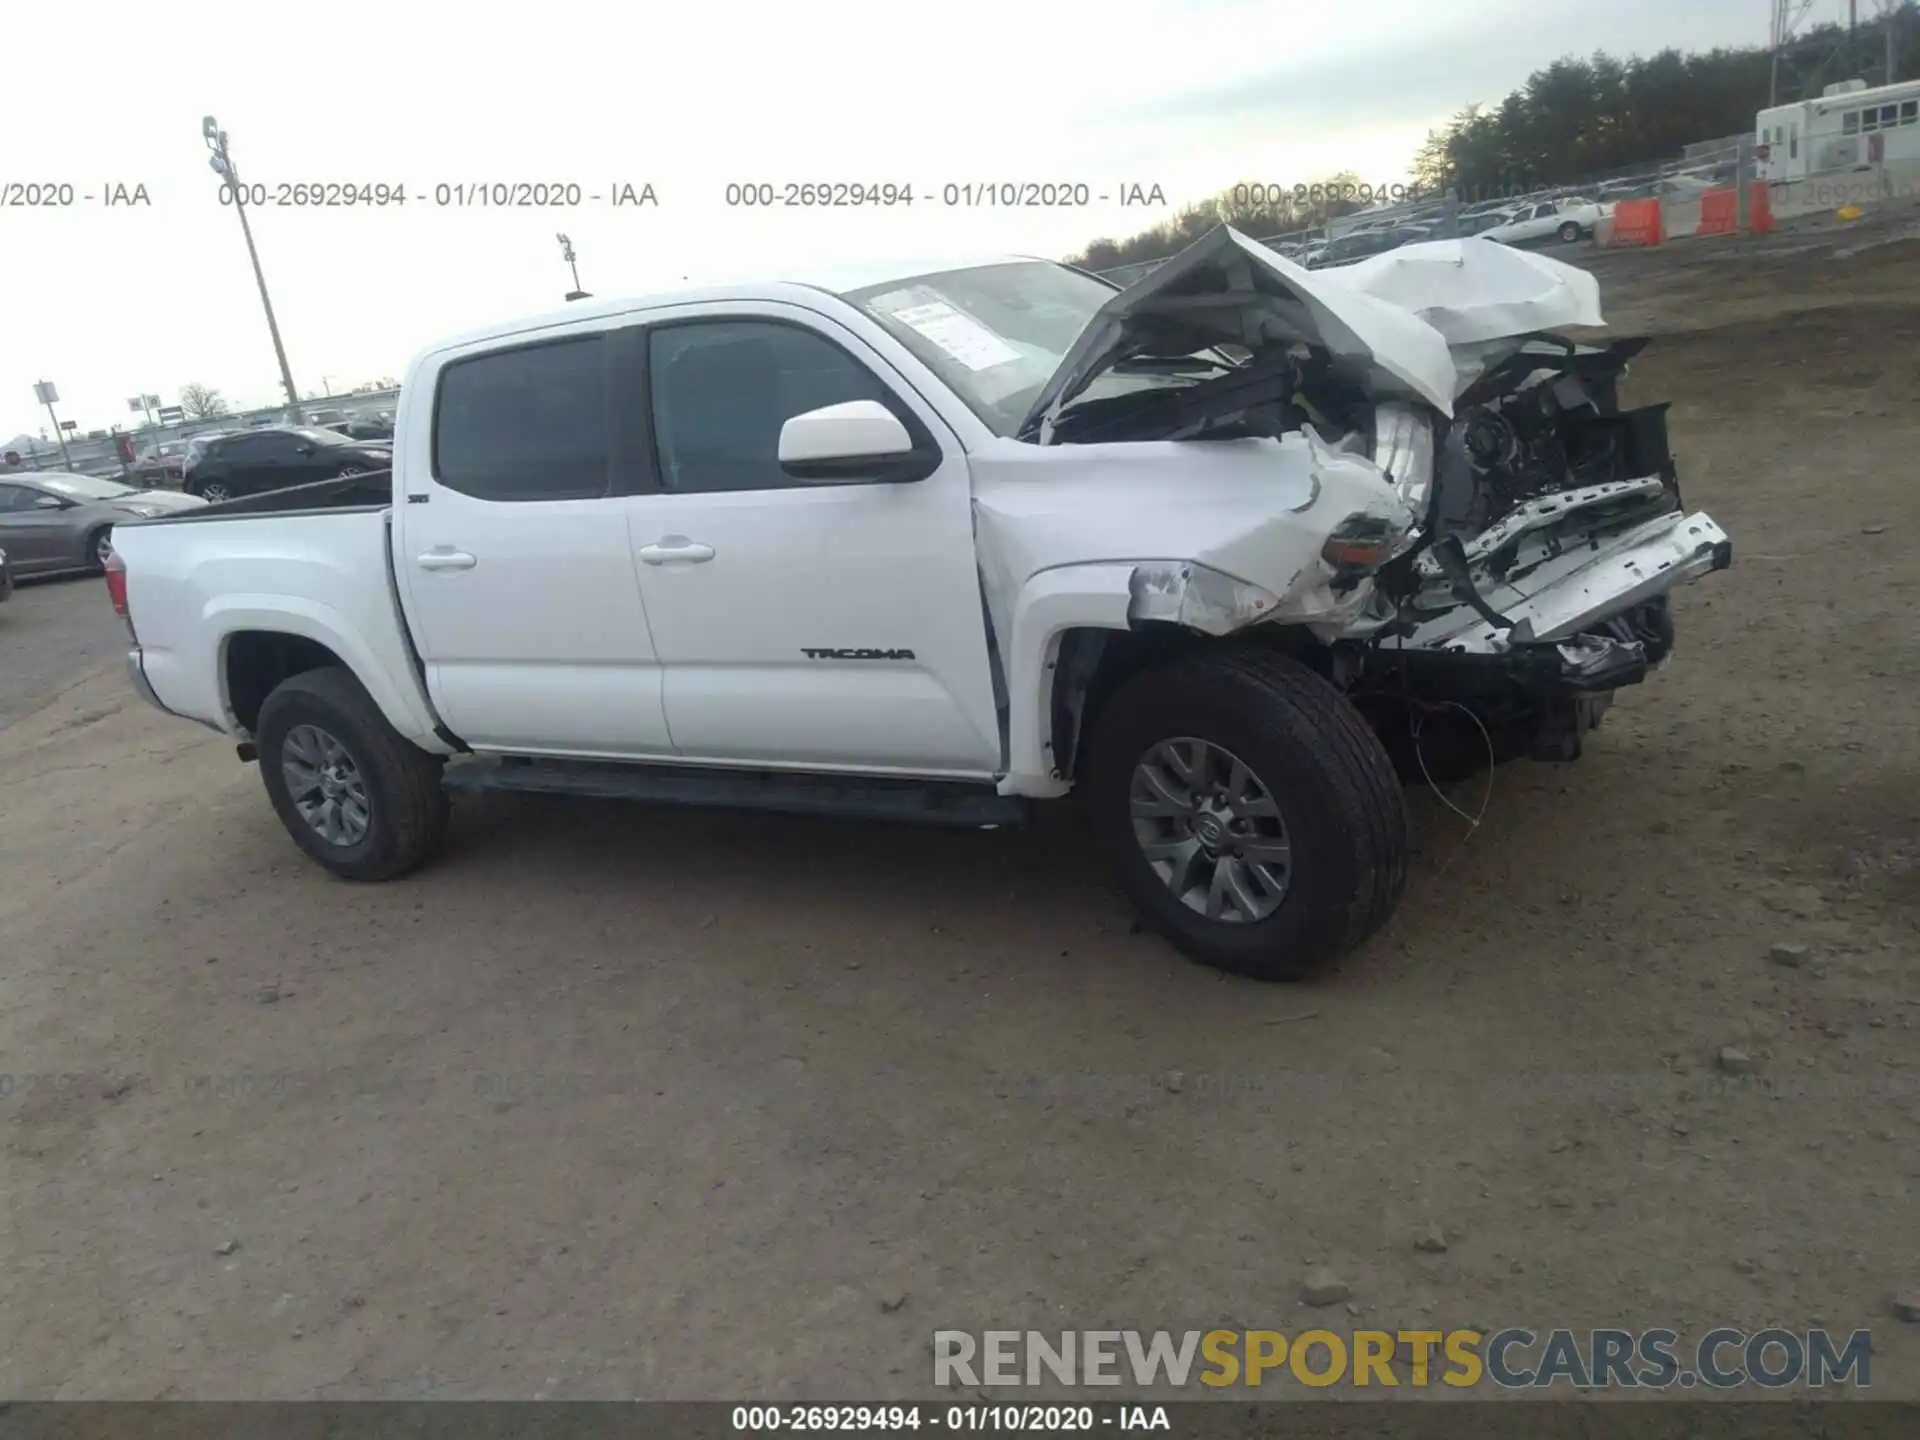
1086, 647, 1409, 982
1557, 221, 1582, 243
84, 526, 114, 575
256, 665, 449, 881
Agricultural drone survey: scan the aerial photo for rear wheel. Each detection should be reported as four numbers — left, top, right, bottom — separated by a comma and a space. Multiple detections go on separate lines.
1086, 647, 1409, 981
337, 464, 367, 478
193, 479, 232, 504
256, 665, 449, 881
1557, 220, 1582, 243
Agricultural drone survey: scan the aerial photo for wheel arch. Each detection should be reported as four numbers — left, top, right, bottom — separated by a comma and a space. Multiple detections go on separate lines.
209, 600, 447, 751
999, 562, 1340, 796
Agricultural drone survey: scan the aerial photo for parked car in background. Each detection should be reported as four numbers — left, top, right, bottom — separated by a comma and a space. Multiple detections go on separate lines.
304, 408, 348, 428
1458, 208, 1517, 236
182, 426, 393, 504
1481, 196, 1607, 246
0, 471, 205, 575
181, 430, 235, 478
1307, 225, 1429, 268
129, 438, 192, 488
339, 414, 395, 441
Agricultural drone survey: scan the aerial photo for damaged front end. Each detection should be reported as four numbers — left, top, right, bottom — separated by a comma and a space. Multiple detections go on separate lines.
1023, 226, 1733, 776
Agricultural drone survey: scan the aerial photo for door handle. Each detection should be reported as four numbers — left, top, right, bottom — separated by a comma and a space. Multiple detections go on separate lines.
637, 538, 715, 565
417, 549, 477, 571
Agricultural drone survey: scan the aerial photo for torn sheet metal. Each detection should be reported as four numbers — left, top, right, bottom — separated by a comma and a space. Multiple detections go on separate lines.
1019, 226, 1458, 440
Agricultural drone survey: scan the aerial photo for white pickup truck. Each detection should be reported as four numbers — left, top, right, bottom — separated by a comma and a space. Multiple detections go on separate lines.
109, 228, 1730, 981
1481, 197, 1611, 247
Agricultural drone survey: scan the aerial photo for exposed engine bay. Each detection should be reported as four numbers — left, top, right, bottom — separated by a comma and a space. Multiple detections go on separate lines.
1003, 226, 1733, 777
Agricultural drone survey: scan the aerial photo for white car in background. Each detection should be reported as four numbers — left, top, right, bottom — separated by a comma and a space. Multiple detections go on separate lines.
1481, 197, 1609, 247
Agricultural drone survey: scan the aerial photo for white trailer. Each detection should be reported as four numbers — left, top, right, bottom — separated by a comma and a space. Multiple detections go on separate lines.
1756, 76, 1920, 182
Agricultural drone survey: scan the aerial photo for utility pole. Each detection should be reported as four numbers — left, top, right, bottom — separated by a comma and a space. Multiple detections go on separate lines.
557, 233, 589, 301
203, 117, 303, 423
33, 382, 75, 469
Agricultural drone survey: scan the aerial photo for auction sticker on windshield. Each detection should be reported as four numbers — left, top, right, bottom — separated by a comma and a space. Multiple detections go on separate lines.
885, 299, 1023, 371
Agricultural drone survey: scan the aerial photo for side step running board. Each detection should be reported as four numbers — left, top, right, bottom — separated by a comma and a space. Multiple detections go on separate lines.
441, 757, 1031, 829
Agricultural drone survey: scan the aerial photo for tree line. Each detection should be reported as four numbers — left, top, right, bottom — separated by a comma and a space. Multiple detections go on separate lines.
1068, 5, 1919, 272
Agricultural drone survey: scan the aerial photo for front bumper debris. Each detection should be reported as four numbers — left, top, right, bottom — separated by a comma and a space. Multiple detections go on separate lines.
1403, 509, 1731, 653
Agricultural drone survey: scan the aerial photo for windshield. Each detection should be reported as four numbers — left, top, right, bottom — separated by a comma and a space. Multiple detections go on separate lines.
843, 261, 1118, 436
37, 473, 137, 500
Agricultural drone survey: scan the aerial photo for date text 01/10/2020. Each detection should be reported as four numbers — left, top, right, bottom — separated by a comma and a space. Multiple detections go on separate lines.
209, 181, 659, 208
721, 182, 1168, 208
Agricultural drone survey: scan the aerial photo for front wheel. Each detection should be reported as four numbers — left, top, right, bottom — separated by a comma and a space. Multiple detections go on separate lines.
86, 526, 114, 574
256, 665, 449, 881
1085, 647, 1409, 981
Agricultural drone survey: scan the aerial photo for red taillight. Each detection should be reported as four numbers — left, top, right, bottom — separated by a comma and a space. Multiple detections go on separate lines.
104, 547, 130, 618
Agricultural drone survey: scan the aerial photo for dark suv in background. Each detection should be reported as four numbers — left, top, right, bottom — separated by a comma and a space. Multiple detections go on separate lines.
182, 426, 392, 503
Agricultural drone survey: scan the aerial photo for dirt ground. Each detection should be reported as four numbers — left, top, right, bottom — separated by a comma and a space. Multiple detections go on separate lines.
1, 229, 1916, 1404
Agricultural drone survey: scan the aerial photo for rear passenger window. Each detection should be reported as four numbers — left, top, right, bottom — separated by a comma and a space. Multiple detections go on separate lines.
647, 321, 896, 494
433, 335, 608, 501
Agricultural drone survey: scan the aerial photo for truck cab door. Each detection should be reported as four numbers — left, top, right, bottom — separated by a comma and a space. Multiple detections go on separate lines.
392, 329, 672, 758
621, 304, 1001, 776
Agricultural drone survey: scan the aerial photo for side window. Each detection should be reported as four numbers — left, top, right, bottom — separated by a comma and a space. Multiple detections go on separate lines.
647, 320, 899, 494
1844, 110, 1860, 135
1903, 101, 1918, 124
0, 483, 39, 513
433, 335, 608, 502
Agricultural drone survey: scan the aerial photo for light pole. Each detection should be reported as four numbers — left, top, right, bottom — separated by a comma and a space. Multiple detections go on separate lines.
203, 116, 303, 422
557, 233, 589, 301
32, 382, 75, 469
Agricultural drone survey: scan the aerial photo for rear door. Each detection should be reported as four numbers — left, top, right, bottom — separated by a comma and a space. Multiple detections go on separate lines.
620, 303, 1000, 776
392, 327, 672, 757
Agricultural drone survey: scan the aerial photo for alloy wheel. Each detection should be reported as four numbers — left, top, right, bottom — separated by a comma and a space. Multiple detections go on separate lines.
1129, 737, 1292, 923
281, 723, 372, 847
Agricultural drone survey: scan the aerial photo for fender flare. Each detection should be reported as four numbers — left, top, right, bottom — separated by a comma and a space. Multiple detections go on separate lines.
204, 594, 449, 749
998, 564, 1140, 797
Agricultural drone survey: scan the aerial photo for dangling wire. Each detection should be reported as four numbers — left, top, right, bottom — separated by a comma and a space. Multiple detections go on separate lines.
1410, 700, 1496, 872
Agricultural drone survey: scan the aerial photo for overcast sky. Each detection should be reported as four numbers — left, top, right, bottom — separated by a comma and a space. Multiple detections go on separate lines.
2, 0, 1770, 436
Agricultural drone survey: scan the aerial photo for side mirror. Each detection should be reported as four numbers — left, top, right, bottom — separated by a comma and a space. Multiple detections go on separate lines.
777, 400, 931, 484
34, 494, 67, 510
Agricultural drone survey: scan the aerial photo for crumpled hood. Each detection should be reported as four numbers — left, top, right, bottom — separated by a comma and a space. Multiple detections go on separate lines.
1313, 237, 1604, 346
1019, 225, 1460, 441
